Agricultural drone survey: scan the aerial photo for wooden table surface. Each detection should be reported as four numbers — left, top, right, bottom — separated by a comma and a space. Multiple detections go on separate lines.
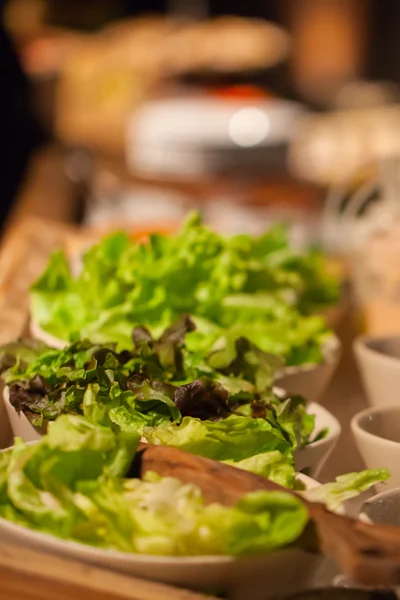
318, 312, 368, 484
0, 536, 213, 600
2, 145, 80, 234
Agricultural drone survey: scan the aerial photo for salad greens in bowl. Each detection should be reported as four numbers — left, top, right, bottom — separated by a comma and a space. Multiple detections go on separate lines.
0, 317, 339, 483
0, 415, 388, 599
29, 213, 340, 380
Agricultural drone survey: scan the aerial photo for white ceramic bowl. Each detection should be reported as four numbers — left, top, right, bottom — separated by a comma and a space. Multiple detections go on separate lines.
3, 384, 340, 478
354, 334, 400, 408
30, 319, 341, 404
0, 467, 331, 600
351, 405, 400, 491
29, 319, 67, 349
3, 387, 42, 443
0, 383, 12, 450
359, 484, 400, 600
295, 402, 341, 478
275, 335, 341, 403
359, 487, 400, 526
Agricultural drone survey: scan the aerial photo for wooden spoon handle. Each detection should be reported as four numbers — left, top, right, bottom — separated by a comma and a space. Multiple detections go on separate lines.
137, 442, 282, 505
138, 443, 400, 586
310, 502, 400, 587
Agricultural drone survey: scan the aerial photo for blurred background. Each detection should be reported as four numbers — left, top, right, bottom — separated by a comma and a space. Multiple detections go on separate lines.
4, 0, 400, 334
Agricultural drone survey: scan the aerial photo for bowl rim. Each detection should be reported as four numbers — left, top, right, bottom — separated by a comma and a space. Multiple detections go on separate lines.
277, 334, 341, 376
0, 509, 309, 567
354, 334, 400, 369
0, 514, 247, 566
301, 401, 341, 448
29, 319, 67, 350
351, 404, 400, 449
0, 439, 318, 566
362, 487, 399, 508
359, 487, 400, 525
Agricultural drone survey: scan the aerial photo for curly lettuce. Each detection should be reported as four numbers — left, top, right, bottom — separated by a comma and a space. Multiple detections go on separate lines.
0, 319, 317, 488
30, 213, 338, 366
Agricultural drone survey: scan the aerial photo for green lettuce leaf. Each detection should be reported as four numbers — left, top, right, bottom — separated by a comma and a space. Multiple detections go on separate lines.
274, 396, 315, 450
144, 415, 292, 462
302, 469, 390, 511
223, 451, 295, 488
30, 212, 338, 366
0, 322, 314, 454
0, 417, 390, 557
0, 417, 308, 555
2, 416, 139, 537
0, 323, 314, 489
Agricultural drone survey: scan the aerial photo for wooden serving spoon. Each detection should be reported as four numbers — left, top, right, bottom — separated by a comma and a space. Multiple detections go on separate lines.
136, 443, 400, 588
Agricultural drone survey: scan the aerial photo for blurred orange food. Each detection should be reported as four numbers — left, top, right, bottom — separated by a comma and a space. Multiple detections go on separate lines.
65, 221, 181, 264
89, 221, 180, 242
208, 85, 273, 100
19, 30, 87, 78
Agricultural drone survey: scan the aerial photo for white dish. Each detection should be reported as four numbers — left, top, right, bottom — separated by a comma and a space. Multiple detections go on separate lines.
274, 335, 341, 403
354, 334, 400, 408
4, 387, 42, 443
0, 464, 331, 600
295, 402, 341, 478
359, 482, 400, 600
351, 404, 400, 491
359, 487, 400, 527
29, 319, 67, 350
3, 384, 340, 479
0, 383, 12, 450
128, 98, 305, 179
30, 319, 341, 403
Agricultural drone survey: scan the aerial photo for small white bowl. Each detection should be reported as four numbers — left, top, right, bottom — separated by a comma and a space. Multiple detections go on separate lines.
3, 387, 42, 443
275, 335, 341, 404
295, 402, 341, 478
0, 465, 331, 600
30, 319, 341, 404
3, 384, 340, 479
29, 319, 67, 350
0, 383, 12, 450
351, 405, 400, 491
354, 334, 400, 408
359, 487, 400, 526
